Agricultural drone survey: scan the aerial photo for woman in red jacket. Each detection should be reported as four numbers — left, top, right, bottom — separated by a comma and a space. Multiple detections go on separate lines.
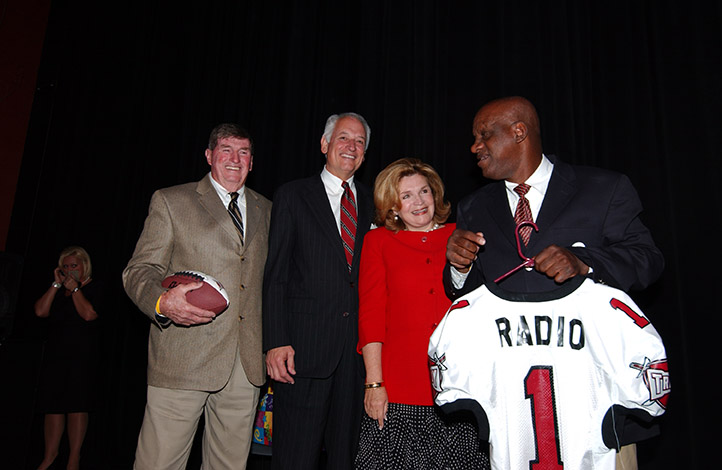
355, 158, 488, 469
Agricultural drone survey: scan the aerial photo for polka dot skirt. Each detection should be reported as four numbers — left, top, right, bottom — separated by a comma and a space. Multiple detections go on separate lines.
355, 402, 490, 470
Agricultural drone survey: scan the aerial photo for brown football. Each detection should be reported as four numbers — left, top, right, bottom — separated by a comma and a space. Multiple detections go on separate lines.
161, 270, 229, 314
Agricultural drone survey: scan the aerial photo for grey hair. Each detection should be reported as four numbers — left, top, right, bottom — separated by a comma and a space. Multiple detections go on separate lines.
322, 112, 371, 150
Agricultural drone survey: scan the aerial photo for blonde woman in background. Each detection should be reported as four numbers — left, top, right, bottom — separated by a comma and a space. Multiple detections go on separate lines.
34, 246, 101, 470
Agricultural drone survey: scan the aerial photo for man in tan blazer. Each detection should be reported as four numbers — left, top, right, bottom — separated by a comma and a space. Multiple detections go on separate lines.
123, 123, 271, 470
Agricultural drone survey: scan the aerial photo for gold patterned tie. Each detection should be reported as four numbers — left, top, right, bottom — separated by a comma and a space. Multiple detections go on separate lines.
228, 192, 244, 246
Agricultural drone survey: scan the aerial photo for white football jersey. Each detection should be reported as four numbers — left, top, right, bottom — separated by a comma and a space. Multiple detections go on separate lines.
428, 277, 669, 470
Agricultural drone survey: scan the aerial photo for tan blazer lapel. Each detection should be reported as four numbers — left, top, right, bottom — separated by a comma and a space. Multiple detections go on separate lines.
196, 175, 242, 247
243, 188, 262, 250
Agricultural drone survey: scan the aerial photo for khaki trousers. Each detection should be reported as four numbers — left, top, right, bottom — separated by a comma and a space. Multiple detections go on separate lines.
615, 443, 638, 470
134, 352, 260, 470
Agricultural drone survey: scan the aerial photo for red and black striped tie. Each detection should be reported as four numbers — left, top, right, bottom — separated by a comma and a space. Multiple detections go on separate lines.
340, 181, 357, 271
513, 183, 533, 245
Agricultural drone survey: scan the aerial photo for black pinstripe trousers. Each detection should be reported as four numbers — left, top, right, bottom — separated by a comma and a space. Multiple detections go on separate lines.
271, 330, 364, 470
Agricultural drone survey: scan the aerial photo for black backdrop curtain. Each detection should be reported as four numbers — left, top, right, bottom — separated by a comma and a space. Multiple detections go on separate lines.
3, 0, 719, 468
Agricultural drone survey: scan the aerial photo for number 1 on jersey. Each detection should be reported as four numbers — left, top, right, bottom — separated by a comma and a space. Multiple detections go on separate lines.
525, 366, 564, 469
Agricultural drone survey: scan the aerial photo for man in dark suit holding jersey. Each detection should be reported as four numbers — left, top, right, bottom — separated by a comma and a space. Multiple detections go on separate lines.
444, 96, 664, 469
263, 112, 375, 469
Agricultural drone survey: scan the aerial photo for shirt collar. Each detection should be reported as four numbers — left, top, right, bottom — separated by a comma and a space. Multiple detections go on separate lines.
321, 166, 355, 193
209, 173, 245, 205
504, 154, 554, 197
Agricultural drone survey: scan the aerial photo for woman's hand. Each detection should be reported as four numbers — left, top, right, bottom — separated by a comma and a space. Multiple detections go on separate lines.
60, 269, 81, 291
361, 342, 387, 428
53, 267, 64, 284
364, 386, 388, 430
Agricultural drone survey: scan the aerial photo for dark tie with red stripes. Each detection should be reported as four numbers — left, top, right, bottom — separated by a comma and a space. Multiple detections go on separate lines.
340, 181, 357, 271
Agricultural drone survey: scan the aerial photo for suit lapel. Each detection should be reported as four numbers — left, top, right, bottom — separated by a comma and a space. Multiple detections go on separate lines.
533, 159, 577, 250
487, 182, 520, 250
196, 175, 242, 249
243, 188, 262, 250
301, 175, 352, 269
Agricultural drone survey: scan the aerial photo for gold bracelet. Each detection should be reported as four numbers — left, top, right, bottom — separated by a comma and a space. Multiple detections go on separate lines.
364, 381, 384, 389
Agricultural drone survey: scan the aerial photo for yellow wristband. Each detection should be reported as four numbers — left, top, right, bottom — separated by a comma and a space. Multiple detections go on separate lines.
155, 295, 163, 315
364, 381, 385, 389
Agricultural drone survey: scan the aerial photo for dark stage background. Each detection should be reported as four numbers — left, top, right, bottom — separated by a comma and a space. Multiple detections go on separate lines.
1, 1, 719, 468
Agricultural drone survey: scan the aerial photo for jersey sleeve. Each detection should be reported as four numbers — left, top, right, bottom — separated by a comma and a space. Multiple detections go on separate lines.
586, 287, 670, 416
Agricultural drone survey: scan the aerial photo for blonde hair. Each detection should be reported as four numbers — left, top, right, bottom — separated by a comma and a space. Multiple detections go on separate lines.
58, 246, 92, 281
373, 158, 450, 232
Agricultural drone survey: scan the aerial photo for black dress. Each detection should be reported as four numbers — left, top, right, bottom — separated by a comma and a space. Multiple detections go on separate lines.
36, 281, 102, 414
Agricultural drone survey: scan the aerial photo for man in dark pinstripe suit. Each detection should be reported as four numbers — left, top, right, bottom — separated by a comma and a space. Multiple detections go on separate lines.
263, 113, 375, 469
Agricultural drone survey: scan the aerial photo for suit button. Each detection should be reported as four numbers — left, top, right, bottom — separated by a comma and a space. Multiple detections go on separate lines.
240, 284, 246, 290
342, 312, 350, 317
350, 281, 355, 288
429, 288, 435, 294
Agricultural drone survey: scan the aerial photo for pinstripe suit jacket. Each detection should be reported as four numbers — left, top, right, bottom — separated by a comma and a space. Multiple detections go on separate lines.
123, 174, 271, 389
262, 173, 374, 378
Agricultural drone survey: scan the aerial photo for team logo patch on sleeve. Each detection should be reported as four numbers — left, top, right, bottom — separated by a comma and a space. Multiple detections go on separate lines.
630, 357, 670, 409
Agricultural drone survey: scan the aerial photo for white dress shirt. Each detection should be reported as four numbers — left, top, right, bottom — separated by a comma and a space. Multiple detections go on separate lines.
503, 154, 553, 221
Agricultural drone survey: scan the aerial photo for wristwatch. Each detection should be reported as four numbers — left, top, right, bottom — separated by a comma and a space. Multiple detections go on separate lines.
72, 286, 81, 293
